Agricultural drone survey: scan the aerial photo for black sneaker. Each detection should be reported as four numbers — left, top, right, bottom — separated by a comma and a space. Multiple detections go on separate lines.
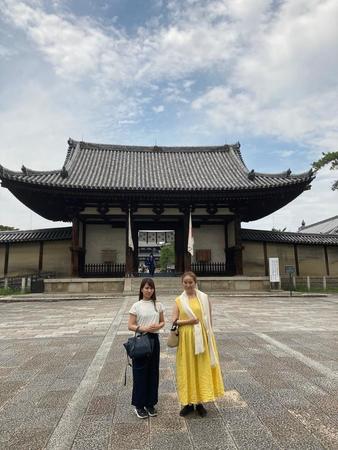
196, 404, 207, 417
134, 407, 148, 419
179, 404, 194, 416
145, 406, 157, 417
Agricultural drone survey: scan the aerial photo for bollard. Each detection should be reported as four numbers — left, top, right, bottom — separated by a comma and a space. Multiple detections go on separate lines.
323, 276, 326, 291
306, 276, 310, 292
21, 277, 26, 293
292, 276, 296, 289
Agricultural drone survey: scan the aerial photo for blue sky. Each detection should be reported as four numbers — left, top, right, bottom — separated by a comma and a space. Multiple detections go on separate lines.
0, 0, 337, 231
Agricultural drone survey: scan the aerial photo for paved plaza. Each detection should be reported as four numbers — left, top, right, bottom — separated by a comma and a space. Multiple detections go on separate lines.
0, 294, 338, 450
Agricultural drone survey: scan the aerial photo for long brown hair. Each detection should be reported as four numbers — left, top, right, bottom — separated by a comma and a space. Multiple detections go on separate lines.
139, 278, 157, 311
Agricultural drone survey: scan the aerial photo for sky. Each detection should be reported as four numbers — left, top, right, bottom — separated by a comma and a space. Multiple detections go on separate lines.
0, 0, 337, 232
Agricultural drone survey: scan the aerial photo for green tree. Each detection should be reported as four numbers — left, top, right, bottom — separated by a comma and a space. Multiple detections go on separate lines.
313, 151, 338, 190
0, 225, 18, 231
159, 243, 175, 271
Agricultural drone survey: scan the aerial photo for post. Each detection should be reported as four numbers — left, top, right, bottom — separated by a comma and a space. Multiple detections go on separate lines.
38, 241, 44, 274
306, 276, 310, 292
292, 275, 296, 289
4, 278, 8, 289
4, 243, 9, 276
323, 276, 326, 291
21, 277, 26, 293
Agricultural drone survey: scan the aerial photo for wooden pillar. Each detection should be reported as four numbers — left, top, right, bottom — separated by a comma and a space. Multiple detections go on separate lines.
263, 241, 268, 276
38, 241, 44, 273
324, 246, 330, 276
183, 208, 191, 272
176, 219, 184, 274
4, 243, 9, 276
234, 216, 243, 275
71, 217, 80, 277
125, 210, 134, 276
224, 220, 228, 262
294, 244, 299, 276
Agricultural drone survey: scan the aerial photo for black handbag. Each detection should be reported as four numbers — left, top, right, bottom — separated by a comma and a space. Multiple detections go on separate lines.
123, 332, 153, 360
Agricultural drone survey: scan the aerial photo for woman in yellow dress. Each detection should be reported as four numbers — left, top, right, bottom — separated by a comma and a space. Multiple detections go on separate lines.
172, 271, 224, 417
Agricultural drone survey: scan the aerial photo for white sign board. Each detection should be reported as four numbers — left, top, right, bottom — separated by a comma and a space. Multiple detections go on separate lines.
269, 257, 280, 282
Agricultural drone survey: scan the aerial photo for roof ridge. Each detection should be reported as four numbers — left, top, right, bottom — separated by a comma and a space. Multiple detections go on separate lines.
68, 138, 239, 153
243, 227, 336, 237
0, 226, 71, 235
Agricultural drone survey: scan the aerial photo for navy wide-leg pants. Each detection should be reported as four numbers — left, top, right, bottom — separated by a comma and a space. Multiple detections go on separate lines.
131, 333, 160, 408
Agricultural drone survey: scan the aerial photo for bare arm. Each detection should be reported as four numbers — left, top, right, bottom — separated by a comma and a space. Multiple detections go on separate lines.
128, 312, 165, 334
172, 301, 199, 326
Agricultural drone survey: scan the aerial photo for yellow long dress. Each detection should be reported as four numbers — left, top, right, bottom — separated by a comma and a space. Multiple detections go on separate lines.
175, 296, 224, 405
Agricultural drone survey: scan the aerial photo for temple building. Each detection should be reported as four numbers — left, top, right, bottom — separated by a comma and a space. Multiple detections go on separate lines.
1, 138, 337, 290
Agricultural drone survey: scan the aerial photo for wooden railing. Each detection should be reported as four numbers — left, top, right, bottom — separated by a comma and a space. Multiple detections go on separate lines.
83, 263, 126, 278
192, 262, 227, 276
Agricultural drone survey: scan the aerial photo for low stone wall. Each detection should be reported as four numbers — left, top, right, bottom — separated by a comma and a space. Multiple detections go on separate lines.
198, 276, 270, 292
44, 278, 125, 294
43, 276, 271, 294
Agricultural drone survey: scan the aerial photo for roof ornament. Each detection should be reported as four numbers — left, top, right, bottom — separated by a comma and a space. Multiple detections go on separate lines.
233, 142, 241, 149
153, 145, 162, 152
301, 220, 305, 227
21, 165, 27, 175
286, 168, 292, 177
60, 166, 68, 179
248, 169, 255, 181
67, 138, 75, 149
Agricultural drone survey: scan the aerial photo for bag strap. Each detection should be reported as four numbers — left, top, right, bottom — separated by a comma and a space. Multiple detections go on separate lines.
124, 353, 132, 386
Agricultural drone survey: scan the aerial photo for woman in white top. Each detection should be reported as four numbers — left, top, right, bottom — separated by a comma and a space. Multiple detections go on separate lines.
128, 278, 165, 419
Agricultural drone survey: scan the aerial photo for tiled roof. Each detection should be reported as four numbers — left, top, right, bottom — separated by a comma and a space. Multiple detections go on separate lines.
0, 227, 71, 243
242, 228, 338, 245
1, 226, 337, 246
298, 216, 338, 234
0, 139, 314, 192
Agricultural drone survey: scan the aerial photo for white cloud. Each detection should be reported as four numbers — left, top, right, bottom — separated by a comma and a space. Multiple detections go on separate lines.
153, 105, 164, 113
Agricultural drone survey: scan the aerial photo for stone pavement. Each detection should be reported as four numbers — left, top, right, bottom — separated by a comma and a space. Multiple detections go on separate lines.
0, 294, 338, 450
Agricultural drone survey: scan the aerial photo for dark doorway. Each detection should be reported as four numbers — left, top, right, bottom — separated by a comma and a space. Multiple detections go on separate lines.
138, 230, 175, 276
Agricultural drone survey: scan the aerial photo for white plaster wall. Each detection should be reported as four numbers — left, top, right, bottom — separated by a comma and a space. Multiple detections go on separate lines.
192, 225, 225, 262
86, 225, 126, 263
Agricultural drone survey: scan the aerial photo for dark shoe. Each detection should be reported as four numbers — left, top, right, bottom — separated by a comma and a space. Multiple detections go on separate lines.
134, 407, 148, 419
179, 404, 194, 416
196, 404, 207, 417
145, 406, 157, 417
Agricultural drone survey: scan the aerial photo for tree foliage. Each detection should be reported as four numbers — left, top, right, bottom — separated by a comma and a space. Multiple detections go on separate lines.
312, 151, 338, 190
0, 225, 18, 231
159, 243, 175, 271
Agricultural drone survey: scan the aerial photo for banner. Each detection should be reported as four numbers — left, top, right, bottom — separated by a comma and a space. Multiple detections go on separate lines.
187, 210, 194, 256
128, 209, 134, 251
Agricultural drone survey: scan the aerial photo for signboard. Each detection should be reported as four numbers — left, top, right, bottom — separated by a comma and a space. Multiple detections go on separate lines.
269, 257, 280, 282
285, 265, 296, 275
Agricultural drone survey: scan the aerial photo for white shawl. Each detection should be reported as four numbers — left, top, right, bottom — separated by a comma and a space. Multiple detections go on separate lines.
179, 289, 218, 367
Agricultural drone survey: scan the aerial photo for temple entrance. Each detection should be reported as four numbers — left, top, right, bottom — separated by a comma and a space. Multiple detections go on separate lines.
138, 230, 176, 276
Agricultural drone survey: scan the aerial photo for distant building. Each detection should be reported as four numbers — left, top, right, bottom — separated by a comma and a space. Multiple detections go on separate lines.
298, 216, 338, 234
